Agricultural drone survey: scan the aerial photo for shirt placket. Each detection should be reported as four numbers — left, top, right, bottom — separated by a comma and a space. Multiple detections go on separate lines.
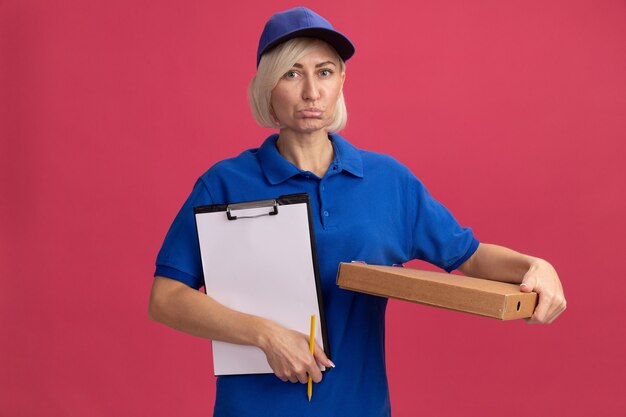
319, 162, 339, 230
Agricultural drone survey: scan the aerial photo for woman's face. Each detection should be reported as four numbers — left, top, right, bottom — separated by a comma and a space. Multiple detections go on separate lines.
270, 42, 345, 135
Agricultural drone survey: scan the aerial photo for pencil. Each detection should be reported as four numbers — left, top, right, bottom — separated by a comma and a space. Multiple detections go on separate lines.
308, 314, 316, 402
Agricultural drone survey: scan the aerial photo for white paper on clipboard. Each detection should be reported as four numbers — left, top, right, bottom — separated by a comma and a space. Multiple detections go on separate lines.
194, 193, 328, 375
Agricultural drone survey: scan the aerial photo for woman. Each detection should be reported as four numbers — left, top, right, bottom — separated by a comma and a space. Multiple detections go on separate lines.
149, 7, 566, 417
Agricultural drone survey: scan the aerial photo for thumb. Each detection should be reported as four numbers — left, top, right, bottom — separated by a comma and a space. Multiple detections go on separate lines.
520, 272, 537, 293
313, 343, 335, 369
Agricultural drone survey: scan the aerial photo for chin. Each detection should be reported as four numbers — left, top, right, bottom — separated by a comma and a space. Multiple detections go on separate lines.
295, 120, 330, 133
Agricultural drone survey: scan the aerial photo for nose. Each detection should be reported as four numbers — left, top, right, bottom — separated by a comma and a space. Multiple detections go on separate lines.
302, 76, 321, 101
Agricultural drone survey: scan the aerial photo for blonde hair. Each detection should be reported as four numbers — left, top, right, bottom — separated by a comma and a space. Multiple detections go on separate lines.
248, 37, 347, 133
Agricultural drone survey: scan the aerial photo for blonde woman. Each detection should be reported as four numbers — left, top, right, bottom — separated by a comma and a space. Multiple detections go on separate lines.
149, 7, 566, 417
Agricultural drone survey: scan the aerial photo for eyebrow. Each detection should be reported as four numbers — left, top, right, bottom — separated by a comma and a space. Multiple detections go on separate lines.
292, 61, 337, 68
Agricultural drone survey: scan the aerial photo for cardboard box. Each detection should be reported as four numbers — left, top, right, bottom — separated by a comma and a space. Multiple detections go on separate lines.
336, 263, 537, 320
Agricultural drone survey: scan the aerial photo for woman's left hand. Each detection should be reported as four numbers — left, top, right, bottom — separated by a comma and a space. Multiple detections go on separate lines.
519, 259, 567, 324
459, 243, 567, 324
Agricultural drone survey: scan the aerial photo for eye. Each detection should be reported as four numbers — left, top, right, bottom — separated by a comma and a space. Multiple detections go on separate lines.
319, 69, 333, 77
283, 70, 299, 79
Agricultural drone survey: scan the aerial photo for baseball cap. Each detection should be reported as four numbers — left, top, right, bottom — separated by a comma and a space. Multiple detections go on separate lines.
256, 7, 355, 67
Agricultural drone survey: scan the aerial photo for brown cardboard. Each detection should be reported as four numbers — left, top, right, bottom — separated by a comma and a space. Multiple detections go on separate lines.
336, 263, 537, 320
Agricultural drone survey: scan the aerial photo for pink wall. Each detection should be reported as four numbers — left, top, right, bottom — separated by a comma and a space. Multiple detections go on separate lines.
2, 0, 625, 416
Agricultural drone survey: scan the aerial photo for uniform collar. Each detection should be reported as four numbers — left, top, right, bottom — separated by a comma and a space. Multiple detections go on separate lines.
258, 133, 364, 185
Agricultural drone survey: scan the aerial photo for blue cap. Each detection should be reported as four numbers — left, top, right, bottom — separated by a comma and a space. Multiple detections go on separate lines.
256, 7, 355, 67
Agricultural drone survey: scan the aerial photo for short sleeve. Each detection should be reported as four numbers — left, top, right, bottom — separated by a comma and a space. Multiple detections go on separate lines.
408, 175, 479, 272
154, 178, 214, 289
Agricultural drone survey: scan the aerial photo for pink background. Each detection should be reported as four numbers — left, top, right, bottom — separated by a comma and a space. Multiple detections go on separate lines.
2, 0, 625, 416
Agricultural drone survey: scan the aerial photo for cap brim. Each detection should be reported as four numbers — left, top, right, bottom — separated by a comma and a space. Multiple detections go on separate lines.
258, 27, 355, 66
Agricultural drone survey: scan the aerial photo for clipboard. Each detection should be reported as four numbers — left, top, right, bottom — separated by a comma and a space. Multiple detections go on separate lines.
194, 193, 329, 376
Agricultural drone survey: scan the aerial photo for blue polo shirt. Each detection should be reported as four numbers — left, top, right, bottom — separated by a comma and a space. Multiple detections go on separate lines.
155, 133, 479, 417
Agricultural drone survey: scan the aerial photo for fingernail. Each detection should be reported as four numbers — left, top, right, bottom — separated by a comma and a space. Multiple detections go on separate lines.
328, 360, 336, 368
520, 283, 529, 288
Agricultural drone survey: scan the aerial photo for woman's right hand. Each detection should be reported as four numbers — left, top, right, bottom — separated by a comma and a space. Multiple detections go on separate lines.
258, 321, 334, 384
150, 277, 334, 383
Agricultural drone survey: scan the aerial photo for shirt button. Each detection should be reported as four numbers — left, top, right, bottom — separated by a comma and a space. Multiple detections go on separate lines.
323, 210, 329, 217
321, 185, 325, 191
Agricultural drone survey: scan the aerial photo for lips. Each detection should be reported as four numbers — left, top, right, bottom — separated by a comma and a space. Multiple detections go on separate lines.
299, 108, 324, 118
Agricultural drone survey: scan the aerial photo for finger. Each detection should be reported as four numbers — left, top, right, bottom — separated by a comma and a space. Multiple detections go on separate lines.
296, 368, 309, 384
545, 298, 563, 323
528, 293, 551, 324
522, 272, 555, 324
546, 298, 567, 324
537, 281, 566, 323
307, 357, 323, 383
313, 343, 335, 369
281, 368, 298, 383
269, 363, 289, 382
520, 274, 538, 293
550, 301, 567, 323
547, 310, 562, 324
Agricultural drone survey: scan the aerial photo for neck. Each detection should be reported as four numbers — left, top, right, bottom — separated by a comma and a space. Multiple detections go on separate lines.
276, 129, 334, 178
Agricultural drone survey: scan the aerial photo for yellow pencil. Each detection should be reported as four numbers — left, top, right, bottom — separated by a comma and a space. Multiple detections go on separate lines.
307, 314, 316, 402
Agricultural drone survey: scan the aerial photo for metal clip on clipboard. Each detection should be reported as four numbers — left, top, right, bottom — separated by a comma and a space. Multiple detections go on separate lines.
226, 199, 279, 221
